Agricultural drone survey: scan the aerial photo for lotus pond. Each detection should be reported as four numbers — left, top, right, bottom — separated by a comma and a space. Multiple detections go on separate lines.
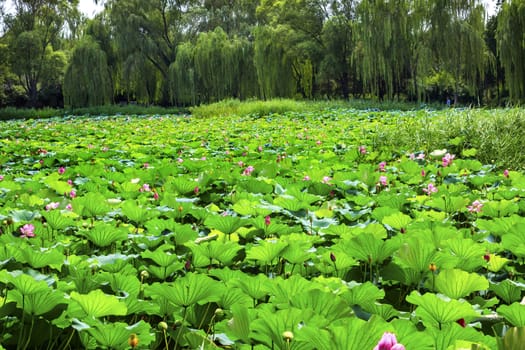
0, 109, 524, 350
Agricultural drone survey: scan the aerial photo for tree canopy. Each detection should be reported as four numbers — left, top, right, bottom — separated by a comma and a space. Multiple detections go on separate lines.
0, 0, 522, 108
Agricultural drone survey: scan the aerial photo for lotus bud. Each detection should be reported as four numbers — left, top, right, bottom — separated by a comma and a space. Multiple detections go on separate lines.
330, 252, 336, 262
429, 263, 437, 272
158, 322, 168, 331
128, 334, 139, 348
214, 308, 224, 317
282, 331, 294, 341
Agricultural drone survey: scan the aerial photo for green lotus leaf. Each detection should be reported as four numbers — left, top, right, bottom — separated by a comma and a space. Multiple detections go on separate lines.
250, 307, 317, 349
497, 303, 525, 327
81, 223, 129, 248
204, 214, 245, 235
141, 245, 180, 267
273, 196, 310, 212
147, 264, 184, 280
42, 209, 75, 230
233, 273, 272, 302
474, 216, 521, 237
286, 188, 323, 205
394, 238, 441, 273
121, 200, 158, 225
19, 246, 65, 270
341, 233, 399, 265
406, 292, 480, 327
72, 192, 111, 218
237, 178, 274, 194
501, 231, 525, 258
245, 239, 288, 265
227, 303, 254, 344
145, 273, 223, 307
103, 272, 141, 298
270, 275, 316, 306
376, 192, 409, 211
426, 196, 470, 214
232, 199, 273, 216
43, 173, 73, 195
371, 207, 400, 222
290, 289, 352, 322
434, 269, 488, 299
442, 239, 486, 272
482, 200, 519, 218
429, 323, 497, 350
19, 193, 45, 207
69, 289, 127, 318
10, 209, 40, 222
341, 281, 385, 307
87, 320, 154, 349
0, 270, 52, 295
281, 241, 313, 265
8, 288, 66, 315
497, 327, 525, 350
489, 280, 525, 305
166, 176, 199, 195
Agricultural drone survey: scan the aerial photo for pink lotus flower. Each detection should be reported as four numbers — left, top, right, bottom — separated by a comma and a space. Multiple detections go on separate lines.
378, 162, 386, 172
69, 189, 76, 198
58, 167, 66, 175
379, 175, 388, 186
0, 175, 4, 181
258, 146, 263, 152
316, 140, 322, 145
358, 145, 367, 154
423, 183, 438, 195
322, 176, 332, 184
66, 204, 73, 211
20, 223, 35, 238
421, 169, 426, 177
45, 202, 60, 211
143, 162, 149, 169
140, 184, 151, 192
237, 161, 245, 167
264, 215, 271, 226
243, 166, 255, 176
374, 332, 405, 350
503, 169, 509, 178
153, 192, 159, 200
467, 200, 483, 213
67, 179, 73, 185
177, 158, 183, 163
442, 153, 455, 167
194, 186, 200, 195
303, 175, 311, 181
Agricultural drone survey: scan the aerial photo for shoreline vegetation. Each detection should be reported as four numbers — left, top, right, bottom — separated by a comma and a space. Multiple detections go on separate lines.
0, 98, 491, 121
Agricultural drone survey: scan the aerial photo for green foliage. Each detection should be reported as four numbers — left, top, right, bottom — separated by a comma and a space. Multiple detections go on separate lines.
63, 39, 112, 108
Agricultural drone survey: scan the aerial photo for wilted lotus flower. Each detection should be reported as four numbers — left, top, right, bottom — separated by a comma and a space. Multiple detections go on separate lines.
374, 332, 405, 350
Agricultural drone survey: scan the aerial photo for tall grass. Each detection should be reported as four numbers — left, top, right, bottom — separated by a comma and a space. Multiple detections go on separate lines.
376, 108, 525, 169
189, 98, 442, 118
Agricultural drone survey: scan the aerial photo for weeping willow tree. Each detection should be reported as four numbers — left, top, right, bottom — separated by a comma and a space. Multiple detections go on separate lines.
63, 39, 112, 108
169, 42, 196, 106
497, 0, 525, 103
119, 52, 159, 104
355, 0, 410, 100
187, 27, 258, 103
194, 27, 236, 102
427, 0, 488, 103
253, 25, 295, 99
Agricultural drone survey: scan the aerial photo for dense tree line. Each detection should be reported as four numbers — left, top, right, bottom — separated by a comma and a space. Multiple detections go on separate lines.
0, 0, 523, 108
